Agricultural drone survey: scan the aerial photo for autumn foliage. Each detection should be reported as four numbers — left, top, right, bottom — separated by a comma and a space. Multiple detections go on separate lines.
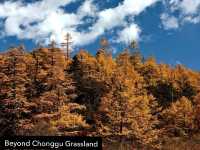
0, 41, 200, 149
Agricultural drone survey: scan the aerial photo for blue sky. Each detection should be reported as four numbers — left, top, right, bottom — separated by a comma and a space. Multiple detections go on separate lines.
0, 0, 200, 70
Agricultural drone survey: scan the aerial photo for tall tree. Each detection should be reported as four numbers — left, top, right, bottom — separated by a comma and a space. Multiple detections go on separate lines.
98, 51, 159, 148
0, 47, 28, 135
61, 33, 73, 61
161, 96, 196, 136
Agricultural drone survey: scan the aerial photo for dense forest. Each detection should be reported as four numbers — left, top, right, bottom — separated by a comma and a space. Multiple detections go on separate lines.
0, 39, 200, 149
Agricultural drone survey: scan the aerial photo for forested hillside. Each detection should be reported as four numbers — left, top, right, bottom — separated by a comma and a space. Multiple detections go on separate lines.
0, 41, 200, 149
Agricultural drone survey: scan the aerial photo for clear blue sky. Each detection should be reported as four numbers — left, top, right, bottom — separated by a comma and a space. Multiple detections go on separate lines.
0, 0, 200, 70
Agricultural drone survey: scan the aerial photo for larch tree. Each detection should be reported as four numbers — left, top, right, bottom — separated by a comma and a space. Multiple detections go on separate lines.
173, 65, 199, 100
161, 96, 196, 137
98, 50, 160, 148
130, 51, 143, 72
71, 49, 114, 132
49, 50, 89, 136
0, 47, 28, 135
